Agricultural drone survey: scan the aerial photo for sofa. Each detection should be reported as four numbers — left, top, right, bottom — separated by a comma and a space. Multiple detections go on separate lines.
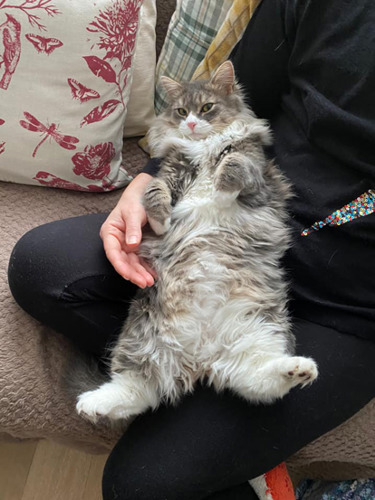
0, 0, 374, 485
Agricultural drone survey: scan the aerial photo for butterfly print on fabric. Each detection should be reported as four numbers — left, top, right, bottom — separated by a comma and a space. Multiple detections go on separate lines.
0, 119, 5, 125
20, 112, 79, 157
67, 78, 100, 103
25, 34, 63, 54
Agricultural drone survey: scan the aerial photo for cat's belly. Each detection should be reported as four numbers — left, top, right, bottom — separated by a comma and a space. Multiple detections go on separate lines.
140, 176, 253, 362
155, 241, 236, 362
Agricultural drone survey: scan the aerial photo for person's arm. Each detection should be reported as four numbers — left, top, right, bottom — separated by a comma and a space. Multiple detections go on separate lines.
100, 172, 157, 289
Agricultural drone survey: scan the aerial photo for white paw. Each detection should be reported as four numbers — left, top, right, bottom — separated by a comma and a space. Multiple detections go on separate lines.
76, 385, 137, 423
148, 216, 171, 235
282, 356, 318, 388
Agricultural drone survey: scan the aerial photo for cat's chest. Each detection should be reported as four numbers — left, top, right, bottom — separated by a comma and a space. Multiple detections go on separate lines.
172, 164, 239, 223
184, 166, 215, 200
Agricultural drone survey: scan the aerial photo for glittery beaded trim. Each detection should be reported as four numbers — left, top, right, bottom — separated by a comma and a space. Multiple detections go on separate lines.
301, 189, 375, 237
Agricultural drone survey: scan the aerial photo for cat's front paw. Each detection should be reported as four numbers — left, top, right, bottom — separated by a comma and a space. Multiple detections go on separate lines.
148, 216, 171, 235
214, 152, 247, 193
143, 178, 172, 235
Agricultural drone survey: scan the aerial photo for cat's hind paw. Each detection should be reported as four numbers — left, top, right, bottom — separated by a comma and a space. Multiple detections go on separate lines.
76, 387, 132, 423
281, 356, 318, 388
76, 373, 158, 423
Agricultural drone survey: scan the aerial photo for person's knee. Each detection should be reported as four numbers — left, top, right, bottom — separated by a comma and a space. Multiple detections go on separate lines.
8, 224, 62, 316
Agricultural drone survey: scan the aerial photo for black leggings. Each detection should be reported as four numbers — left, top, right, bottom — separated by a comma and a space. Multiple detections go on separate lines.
8, 213, 375, 500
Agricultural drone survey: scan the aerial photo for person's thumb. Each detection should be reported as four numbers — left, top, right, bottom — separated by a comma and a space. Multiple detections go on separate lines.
125, 209, 143, 246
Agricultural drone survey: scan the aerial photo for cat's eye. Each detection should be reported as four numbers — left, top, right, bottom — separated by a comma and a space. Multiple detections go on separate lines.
177, 108, 187, 117
201, 103, 214, 113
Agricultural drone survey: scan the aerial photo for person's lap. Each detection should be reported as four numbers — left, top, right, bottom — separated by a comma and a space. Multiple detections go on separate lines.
101, 320, 375, 500
8, 213, 375, 499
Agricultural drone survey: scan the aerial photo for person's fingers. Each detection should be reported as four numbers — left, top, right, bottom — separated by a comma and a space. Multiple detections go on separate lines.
100, 203, 153, 287
118, 252, 148, 288
127, 253, 155, 286
139, 256, 158, 281
102, 228, 147, 288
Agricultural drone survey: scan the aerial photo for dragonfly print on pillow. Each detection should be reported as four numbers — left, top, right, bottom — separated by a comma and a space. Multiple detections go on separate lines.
19, 111, 79, 157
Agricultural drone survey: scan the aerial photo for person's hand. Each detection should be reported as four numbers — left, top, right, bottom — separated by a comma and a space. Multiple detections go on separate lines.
100, 173, 157, 288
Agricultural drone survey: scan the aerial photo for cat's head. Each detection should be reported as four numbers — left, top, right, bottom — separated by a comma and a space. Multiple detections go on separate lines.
159, 61, 250, 139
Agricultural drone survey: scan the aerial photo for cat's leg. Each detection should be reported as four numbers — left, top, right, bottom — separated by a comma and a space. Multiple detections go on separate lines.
222, 354, 318, 404
76, 371, 159, 422
143, 178, 172, 235
209, 310, 318, 404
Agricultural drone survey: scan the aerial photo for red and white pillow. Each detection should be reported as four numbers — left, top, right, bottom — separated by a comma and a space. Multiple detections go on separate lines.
0, 0, 143, 191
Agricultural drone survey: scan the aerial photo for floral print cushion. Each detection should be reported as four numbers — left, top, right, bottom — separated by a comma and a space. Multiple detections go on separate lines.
0, 0, 142, 191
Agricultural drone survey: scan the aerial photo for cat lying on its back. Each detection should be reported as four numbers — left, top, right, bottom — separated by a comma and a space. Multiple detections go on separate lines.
76, 61, 318, 422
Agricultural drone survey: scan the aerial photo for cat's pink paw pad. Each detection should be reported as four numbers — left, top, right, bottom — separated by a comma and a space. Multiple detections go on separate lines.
282, 357, 318, 388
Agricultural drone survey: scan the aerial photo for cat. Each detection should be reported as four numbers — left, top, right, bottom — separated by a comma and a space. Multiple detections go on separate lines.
76, 61, 318, 422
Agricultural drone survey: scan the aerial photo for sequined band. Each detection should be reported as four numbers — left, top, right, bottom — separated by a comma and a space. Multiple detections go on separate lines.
301, 189, 375, 237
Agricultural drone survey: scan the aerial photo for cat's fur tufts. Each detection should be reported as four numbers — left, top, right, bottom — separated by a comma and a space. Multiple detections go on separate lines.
76, 61, 318, 422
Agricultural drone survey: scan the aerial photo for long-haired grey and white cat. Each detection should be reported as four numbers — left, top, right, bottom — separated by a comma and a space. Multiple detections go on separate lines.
76, 61, 318, 422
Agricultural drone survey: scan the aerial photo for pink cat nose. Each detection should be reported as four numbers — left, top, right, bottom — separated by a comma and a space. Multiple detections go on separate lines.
187, 121, 196, 131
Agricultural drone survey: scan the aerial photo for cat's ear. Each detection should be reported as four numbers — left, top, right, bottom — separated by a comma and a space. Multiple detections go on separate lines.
160, 76, 183, 99
211, 61, 235, 94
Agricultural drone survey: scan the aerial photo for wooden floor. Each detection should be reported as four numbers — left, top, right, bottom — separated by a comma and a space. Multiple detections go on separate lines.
0, 440, 108, 500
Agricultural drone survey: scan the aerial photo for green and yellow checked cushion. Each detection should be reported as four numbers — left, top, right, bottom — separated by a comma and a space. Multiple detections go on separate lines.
154, 0, 232, 113
192, 0, 262, 81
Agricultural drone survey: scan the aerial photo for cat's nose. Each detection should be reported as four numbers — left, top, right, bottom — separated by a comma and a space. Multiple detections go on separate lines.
187, 121, 196, 131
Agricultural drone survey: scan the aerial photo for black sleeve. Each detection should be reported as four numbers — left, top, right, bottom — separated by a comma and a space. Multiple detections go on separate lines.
230, 0, 291, 119
141, 157, 162, 176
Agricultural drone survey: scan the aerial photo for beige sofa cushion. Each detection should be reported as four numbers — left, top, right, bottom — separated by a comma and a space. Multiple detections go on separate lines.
0, 139, 147, 451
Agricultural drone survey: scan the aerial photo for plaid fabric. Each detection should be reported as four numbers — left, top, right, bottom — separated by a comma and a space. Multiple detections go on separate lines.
192, 0, 262, 81
154, 0, 232, 113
